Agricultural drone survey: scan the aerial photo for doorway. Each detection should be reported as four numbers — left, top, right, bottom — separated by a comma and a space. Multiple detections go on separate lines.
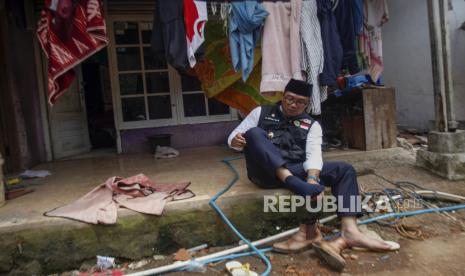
81, 51, 117, 153
44, 49, 116, 160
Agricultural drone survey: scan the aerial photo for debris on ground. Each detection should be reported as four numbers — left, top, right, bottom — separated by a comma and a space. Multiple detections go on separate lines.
152, 255, 165, 261
284, 264, 311, 276
19, 170, 51, 178
96, 255, 115, 270
127, 259, 150, 270
380, 255, 390, 261
173, 248, 191, 261
186, 243, 208, 254
397, 130, 428, 155
226, 261, 257, 276
154, 145, 180, 159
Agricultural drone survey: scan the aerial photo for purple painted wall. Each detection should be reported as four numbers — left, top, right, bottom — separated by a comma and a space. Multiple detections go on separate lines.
121, 121, 239, 153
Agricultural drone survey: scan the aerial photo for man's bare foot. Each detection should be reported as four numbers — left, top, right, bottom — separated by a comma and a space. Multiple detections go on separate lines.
273, 224, 322, 253
342, 228, 392, 251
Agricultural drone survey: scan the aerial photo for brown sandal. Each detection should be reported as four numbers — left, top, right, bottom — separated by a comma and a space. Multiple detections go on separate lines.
312, 237, 348, 271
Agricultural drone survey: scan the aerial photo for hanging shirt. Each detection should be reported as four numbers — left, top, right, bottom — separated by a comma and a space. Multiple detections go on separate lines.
352, 0, 364, 35
300, 0, 326, 115
361, 0, 389, 82
333, 0, 360, 74
228, 1, 269, 81
316, 0, 343, 88
151, 0, 189, 72
184, 0, 208, 67
260, 0, 303, 93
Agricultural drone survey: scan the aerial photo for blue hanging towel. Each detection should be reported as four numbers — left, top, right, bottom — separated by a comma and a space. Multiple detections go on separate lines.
229, 1, 269, 81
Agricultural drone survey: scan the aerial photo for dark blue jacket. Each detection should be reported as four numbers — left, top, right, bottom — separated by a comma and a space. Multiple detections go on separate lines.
258, 104, 314, 163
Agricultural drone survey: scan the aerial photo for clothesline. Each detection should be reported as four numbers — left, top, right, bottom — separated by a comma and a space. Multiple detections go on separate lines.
154, 0, 389, 116
37, 0, 389, 116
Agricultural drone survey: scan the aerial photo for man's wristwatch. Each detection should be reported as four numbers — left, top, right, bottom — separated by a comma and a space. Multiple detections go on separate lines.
307, 175, 320, 182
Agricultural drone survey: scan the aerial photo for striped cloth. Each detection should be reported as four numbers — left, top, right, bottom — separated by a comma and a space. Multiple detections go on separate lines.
300, 0, 327, 115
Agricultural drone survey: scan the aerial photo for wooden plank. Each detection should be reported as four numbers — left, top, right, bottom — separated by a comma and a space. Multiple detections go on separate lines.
0, 154, 4, 207
363, 88, 397, 151
382, 88, 398, 149
342, 114, 365, 150
363, 89, 379, 150
0, 13, 7, 165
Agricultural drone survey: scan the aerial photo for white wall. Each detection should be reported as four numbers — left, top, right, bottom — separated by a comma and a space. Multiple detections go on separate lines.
382, 0, 465, 131
450, 0, 465, 121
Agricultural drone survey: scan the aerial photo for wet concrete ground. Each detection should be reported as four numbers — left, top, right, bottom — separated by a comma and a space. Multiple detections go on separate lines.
0, 146, 383, 228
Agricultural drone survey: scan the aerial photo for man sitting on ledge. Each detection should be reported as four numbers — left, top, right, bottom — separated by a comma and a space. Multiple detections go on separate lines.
227, 79, 395, 270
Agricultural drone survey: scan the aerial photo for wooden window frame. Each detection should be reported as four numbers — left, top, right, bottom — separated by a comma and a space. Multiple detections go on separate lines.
107, 15, 237, 131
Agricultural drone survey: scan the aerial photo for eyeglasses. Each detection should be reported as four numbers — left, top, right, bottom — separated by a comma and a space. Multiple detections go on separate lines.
283, 95, 309, 107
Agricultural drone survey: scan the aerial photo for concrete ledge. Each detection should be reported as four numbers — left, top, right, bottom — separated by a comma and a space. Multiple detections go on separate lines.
324, 147, 406, 163
416, 149, 465, 180
0, 190, 320, 274
428, 130, 465, 153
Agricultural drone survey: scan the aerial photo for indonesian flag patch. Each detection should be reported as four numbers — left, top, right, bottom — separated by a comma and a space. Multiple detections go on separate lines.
295, 119, 312, 130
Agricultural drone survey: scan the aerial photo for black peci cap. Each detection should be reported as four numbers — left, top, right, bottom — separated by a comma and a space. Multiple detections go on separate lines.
284, 79, 312, 97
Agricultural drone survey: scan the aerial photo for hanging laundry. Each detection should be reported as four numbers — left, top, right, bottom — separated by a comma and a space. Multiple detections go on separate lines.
333, 0, 360, 74
210, 2, 219, 15
352, 0, 364, 35
316, 0, 343, 88
194, 22, 280, 115
37, 0, 108, 105
228, 0, 269, 82
220, 3, 231, 21
300, 0, 326, 115
261, 0, 303, 93
44, 174, 194, 224
184, 0, 208, 67
151, 0, 189, 72
214, 87, 261, 115
361, 0, 389, 82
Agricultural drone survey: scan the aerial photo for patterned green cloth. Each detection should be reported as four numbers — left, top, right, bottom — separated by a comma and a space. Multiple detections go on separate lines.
194, 22, 280, 113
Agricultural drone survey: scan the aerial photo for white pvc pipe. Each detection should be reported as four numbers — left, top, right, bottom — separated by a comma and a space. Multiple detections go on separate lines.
126, 214, 338, 276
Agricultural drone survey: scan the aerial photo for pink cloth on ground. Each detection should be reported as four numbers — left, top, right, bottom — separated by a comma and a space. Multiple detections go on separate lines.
45, 174, 193, 224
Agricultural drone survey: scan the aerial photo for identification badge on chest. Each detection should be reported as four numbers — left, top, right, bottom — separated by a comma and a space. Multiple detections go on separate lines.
294, 119, 311, 130
264, 113, 280, 123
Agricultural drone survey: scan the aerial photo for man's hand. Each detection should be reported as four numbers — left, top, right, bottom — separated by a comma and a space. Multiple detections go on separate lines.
307, 178, 323, 201
307, 178, 319, 185
231, 133, 246, 148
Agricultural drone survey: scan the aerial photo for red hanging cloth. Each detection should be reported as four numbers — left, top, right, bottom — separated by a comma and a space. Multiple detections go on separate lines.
37, 0, 108, 105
